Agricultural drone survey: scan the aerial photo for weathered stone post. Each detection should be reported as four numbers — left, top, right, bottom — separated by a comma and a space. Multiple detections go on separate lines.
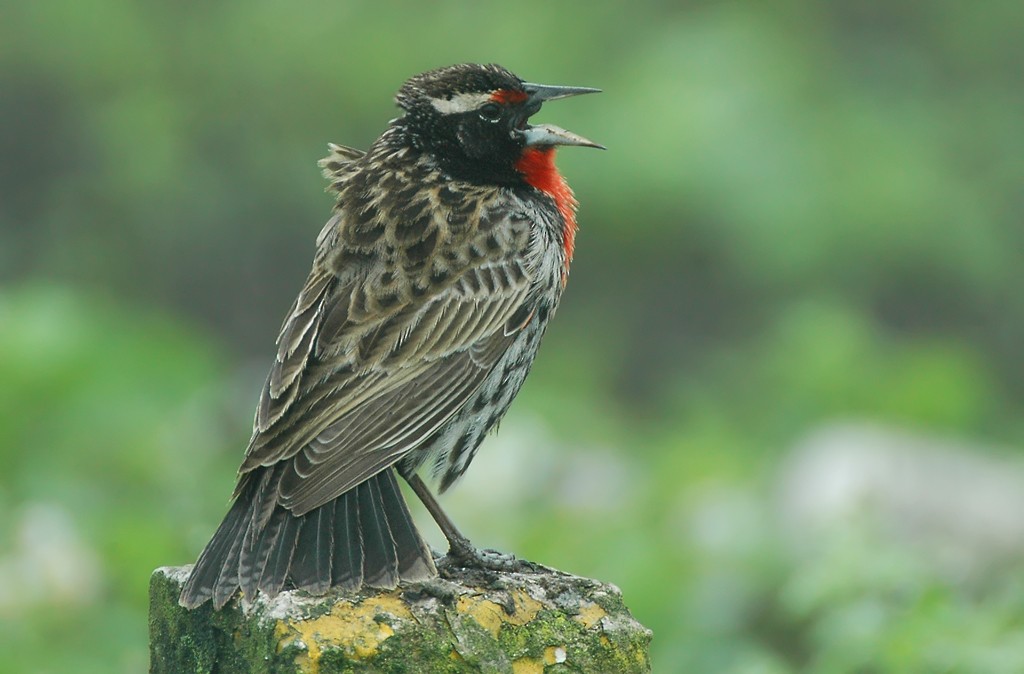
150, 560, 651, 673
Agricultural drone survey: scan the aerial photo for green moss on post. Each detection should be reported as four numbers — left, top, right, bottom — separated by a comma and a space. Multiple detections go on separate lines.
150, 563, 651, 673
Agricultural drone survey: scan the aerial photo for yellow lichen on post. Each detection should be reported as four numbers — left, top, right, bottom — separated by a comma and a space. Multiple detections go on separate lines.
277, 592, 413, 672
455, 588, 544, 637
506, 589, 544, 625
455, 596, 506, 637
511, 656, 545, 674
150, 564, 652, 673
574, 601, 608, 629
543, 645, 567, 665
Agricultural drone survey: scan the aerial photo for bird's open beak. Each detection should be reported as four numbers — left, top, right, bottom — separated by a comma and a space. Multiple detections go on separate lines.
520, 124, 605, 150
519, 82, 604, 150
523, 83, 602, 104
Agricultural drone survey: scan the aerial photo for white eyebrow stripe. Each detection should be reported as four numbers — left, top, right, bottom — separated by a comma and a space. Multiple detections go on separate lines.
429, 91, 493, 114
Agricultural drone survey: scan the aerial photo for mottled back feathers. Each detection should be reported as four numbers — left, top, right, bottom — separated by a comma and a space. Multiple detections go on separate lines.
238, 135, 551, 518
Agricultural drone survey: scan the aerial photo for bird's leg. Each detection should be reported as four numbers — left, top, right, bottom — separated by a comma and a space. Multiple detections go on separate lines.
402, 472, 475, 558
401, 471, 523, 573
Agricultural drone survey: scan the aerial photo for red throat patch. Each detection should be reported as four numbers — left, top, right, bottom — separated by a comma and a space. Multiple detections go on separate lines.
514, 147, 578, 285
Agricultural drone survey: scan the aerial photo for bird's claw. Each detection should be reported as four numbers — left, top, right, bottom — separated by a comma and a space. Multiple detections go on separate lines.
435, 539, 543, 577
451, 546, 518, 570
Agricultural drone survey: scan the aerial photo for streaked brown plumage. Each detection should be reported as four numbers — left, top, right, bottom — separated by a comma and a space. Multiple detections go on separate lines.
180, 64, 601, 609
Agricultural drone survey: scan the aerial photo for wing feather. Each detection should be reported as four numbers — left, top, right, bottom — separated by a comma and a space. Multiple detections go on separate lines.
236, 198, 536, 516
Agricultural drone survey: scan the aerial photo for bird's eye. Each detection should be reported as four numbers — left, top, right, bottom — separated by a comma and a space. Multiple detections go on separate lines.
478, 103, 502, 122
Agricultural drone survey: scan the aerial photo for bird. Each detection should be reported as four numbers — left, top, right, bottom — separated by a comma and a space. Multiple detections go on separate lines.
179, 63, 602, 609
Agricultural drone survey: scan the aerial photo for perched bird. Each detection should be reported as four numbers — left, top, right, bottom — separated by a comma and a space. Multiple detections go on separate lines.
179, 63, 602, 609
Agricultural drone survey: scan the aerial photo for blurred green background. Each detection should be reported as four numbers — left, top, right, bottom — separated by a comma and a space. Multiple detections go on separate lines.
2, 1, 1023, 672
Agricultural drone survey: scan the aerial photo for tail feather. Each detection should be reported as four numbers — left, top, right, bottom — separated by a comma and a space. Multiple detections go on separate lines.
247, 469, 281, 546
260, 513, 301, 596
178, 467, 435, 609
332, 491, 363, 589
359, 476, 400, 587
289, 505, 334, 595
377, 469, 436, 580
239, 506, 283, 600
179, 486, 250, 609
211, 519, 246, 609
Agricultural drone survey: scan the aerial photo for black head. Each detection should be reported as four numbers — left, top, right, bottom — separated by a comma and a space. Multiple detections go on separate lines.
393, 63, 601, 185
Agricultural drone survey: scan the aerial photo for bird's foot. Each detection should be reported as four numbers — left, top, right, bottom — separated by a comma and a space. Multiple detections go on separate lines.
434, 535, 542, 577
449, 545, 519, 571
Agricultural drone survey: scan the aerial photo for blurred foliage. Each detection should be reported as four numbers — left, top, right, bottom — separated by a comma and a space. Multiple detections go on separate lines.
1, 0, 1023, 672
0, 287, 239, 672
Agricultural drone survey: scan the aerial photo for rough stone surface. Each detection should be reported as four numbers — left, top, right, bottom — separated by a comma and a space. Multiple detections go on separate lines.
150, 560, 651, 673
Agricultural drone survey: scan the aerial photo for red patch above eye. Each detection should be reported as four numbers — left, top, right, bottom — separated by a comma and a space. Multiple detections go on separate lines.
490, 89, 529, 104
